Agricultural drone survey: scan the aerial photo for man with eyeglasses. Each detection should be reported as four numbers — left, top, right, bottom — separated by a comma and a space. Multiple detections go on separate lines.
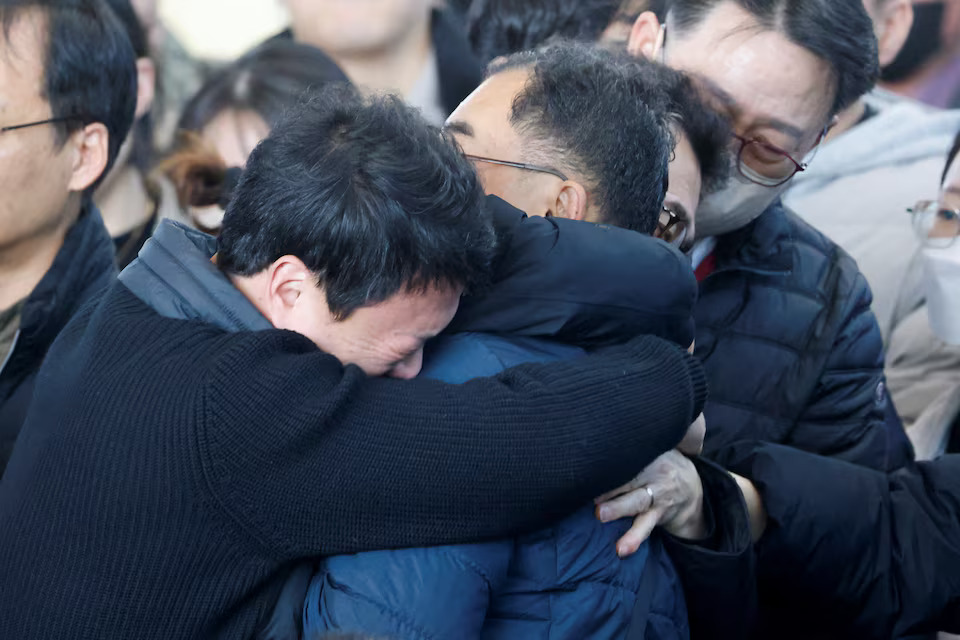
0, 0, 136, 475
625, 0, 914, 474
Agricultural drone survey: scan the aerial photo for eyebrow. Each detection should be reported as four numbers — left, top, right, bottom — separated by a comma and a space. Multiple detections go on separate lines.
945, 186, 960, 197
443, 120, 474, 137
697, 76, 806, 143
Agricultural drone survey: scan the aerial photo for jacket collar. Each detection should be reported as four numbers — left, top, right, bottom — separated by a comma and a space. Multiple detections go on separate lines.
119, 220, 271, 333
712, 200, 794, 277
17, 203, 117, 356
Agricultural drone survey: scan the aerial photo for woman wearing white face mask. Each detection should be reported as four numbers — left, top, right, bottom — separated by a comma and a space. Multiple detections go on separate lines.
885, 130, 960, 459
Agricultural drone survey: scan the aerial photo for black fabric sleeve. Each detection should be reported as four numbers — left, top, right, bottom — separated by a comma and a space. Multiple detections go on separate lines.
449, 196, 698, 348
201, 330, 707, 559
661, 458, 756, 640
728, 443, 960, 638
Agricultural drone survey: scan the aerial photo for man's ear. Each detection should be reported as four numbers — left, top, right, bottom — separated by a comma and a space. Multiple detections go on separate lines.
67, 122, 109, 193
134, 57, 157, 119
627, 11, 664, 60
552, 182, 589, 222
876, 0, 914, 68
267, 256, 314, 313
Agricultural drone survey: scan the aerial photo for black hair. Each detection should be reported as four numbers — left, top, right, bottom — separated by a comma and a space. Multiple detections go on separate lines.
668, 0, 879, 115
489, 42, 673, 234
652, 63, 731, 193
217, 86, 497, 320
944, 130, 960, 186
102, 0, 153, 174
0, 0, 137, 195
178, 39, 349, 134
466, 0, 622, 63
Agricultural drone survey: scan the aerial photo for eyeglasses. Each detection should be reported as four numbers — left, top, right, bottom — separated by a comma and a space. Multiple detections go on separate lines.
731, 132, 820, 188
463, 153, 569, 181
0, 116, 85, 135
655, 206, 688, 248
908, 200, 960, 248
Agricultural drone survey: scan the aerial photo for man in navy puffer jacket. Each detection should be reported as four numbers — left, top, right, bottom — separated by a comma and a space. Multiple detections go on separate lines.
301, 198, 702, 640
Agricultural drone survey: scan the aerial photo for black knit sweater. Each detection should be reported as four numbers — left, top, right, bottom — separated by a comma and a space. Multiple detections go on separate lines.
0, 284, 706, 639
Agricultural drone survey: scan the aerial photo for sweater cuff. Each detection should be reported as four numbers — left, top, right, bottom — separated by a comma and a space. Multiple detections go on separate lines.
682, 351, 709, 419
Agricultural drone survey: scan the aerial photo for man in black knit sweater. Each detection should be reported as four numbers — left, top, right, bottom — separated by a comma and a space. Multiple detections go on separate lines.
0, 75, 707, 639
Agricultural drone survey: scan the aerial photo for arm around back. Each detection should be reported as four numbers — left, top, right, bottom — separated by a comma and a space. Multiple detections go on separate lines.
201, 329, 707, 559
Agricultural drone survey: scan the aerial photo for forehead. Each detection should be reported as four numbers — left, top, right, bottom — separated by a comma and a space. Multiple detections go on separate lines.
446, 68, 531, 150
0, 11, 47, 108
364, 286, 463, 335
668, 3, 835, 136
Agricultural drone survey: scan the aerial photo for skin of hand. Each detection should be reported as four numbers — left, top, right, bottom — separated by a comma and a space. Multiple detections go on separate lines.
732, 472, 767, 542
595, 449, 708, 557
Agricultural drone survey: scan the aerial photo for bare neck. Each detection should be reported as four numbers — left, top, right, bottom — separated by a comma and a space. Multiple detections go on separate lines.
324, 21, 433, 99
95, 166, 154, 238
826, 100, 868, 143
0, 201, 80, 311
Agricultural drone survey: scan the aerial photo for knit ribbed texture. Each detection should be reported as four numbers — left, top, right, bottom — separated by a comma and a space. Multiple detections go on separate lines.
0, 285, 706, 639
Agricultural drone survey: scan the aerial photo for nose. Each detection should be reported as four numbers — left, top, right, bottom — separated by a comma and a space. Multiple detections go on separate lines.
388, 350, 424, 380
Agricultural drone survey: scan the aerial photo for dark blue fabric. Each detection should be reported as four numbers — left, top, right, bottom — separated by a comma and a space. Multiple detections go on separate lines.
303, 334, 688, 640
302, 198, 695, 640
0, 204, 117, 477
696, 202, 913, 472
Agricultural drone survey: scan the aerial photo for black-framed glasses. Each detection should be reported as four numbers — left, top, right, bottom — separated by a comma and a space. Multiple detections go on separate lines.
463, 153, 569, 181
908, 200, 960, 248
0, 116, 84, 134
655, 206, 688, 248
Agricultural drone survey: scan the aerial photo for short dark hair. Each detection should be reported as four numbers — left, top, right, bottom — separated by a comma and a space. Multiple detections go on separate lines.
668, 0, 880, 115
103, 0, 153, 174
651, 63, 731, 194
944, 130, 960, 186
466, 0, 621, 63
218, 86, 497, 320
0, 0, 137, 194
178, 40, 349, 134
489, 43, 673, 234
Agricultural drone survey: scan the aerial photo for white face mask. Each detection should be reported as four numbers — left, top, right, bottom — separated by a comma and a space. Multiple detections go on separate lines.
923, 244, 960, 344
695, 172, 789, 238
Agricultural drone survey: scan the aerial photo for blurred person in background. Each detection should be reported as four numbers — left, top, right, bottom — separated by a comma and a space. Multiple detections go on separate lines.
881, 0, 960, 110
626, 0, 914, 472
463, 0, 622, 63
98, 0, 188, 268
887, 131, 960, 459
277, 0, 481, 125
0, 0, 136, 475
129, 0, 208, 148
784, 0, 960, 345
160, 39, 349, 234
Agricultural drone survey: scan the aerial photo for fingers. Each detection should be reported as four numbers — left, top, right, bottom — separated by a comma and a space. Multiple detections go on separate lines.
596, 484, 655, 523
677, 413, 706, 456
594, 473, 647, 505
616, 511, 660, 557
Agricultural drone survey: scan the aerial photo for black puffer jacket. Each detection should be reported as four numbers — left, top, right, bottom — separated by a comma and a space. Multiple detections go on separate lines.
0, 205, 116, 476
695, 201, 913, 472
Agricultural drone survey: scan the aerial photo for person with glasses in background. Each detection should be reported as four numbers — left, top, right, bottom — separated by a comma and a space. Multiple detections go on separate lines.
0, 0, 136, 476
886, 131, 960, 459
622, 0, 914, 478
